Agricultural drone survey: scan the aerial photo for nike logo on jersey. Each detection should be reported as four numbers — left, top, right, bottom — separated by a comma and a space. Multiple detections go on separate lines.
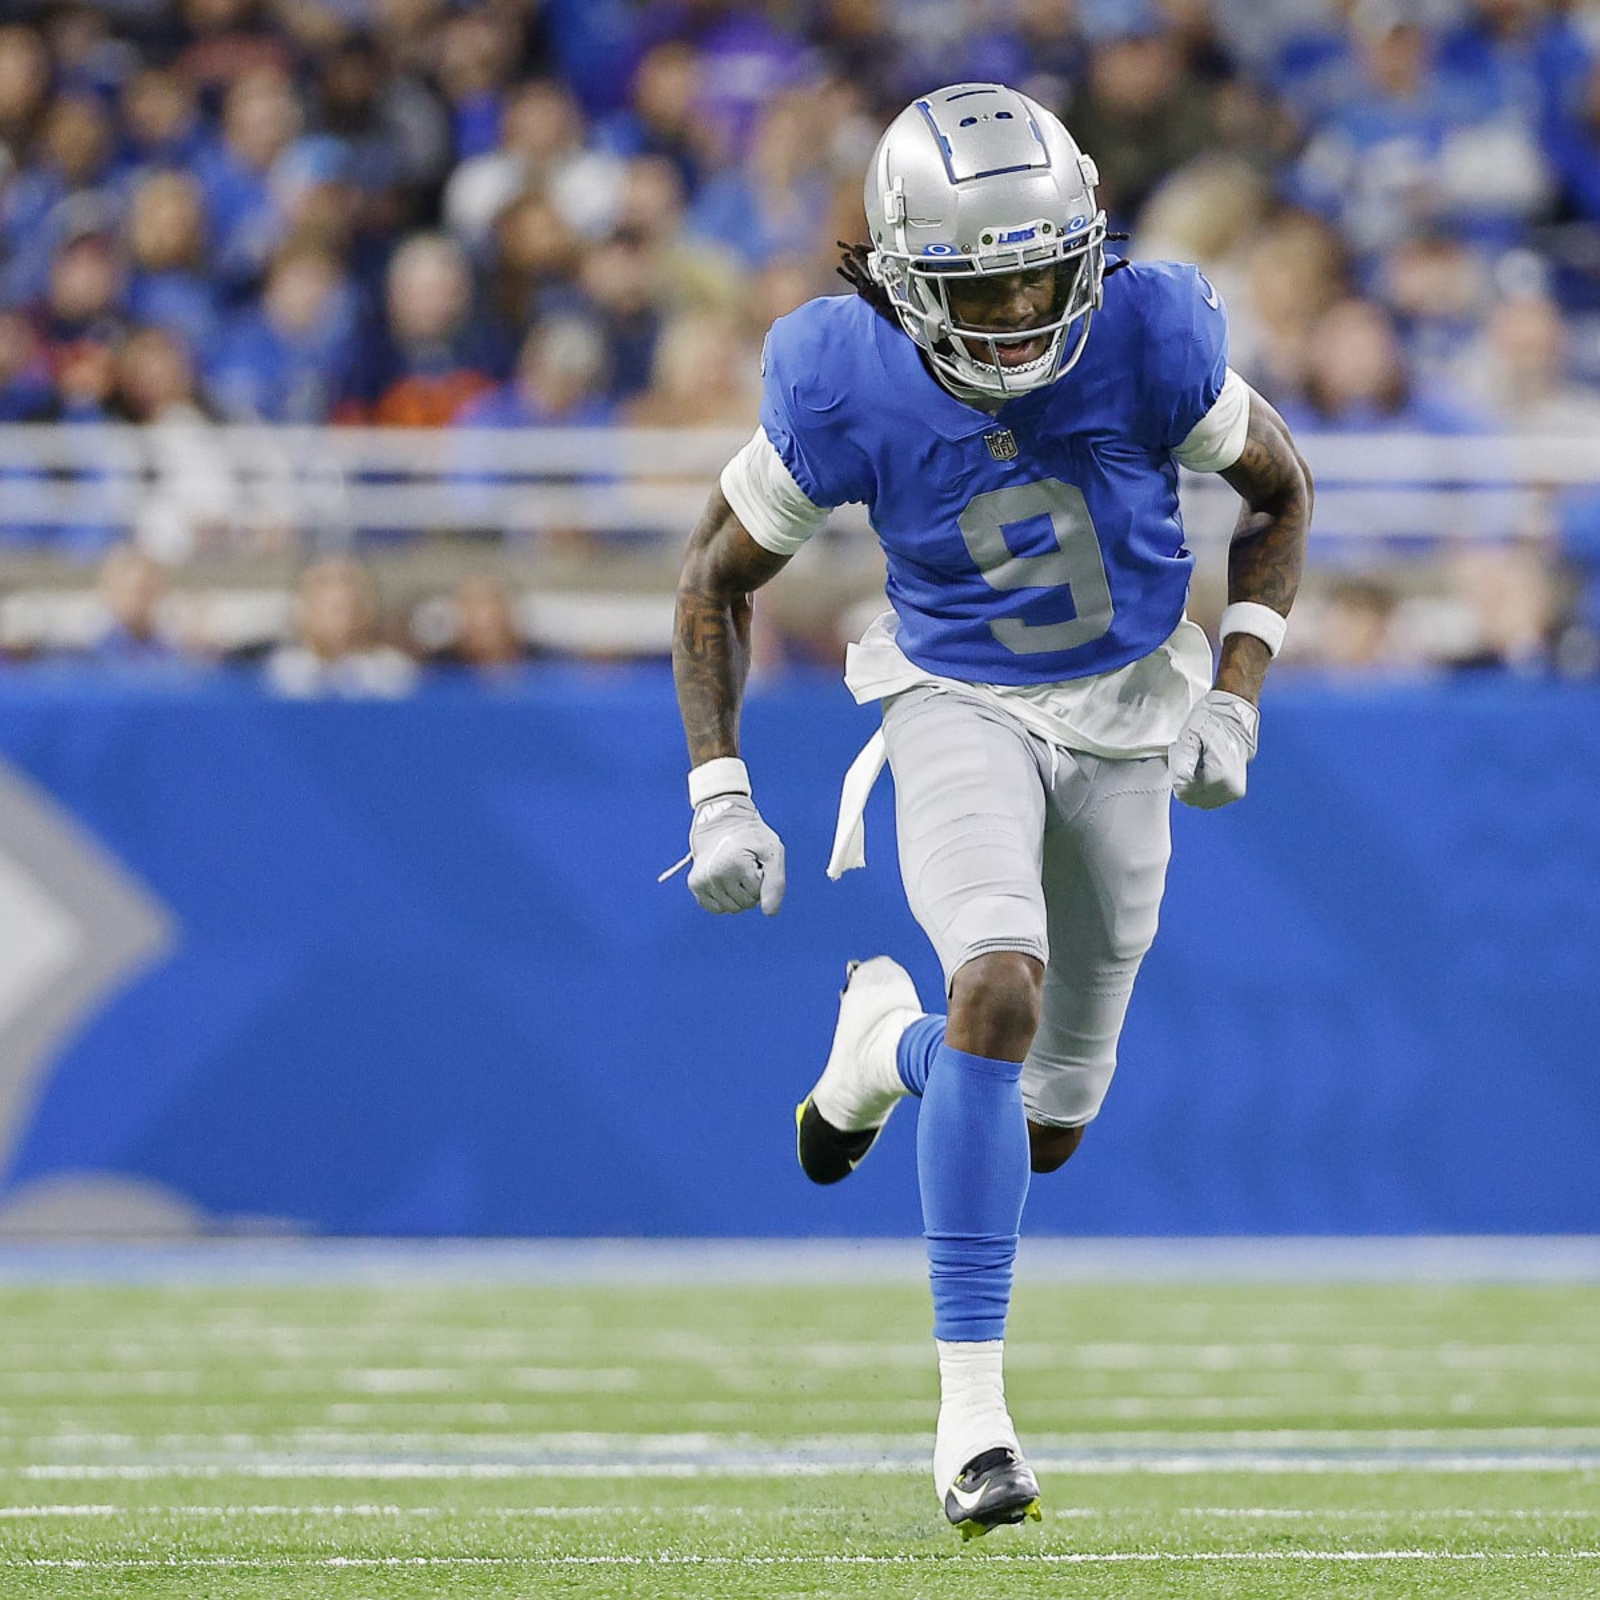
1200, 274, 1221, 310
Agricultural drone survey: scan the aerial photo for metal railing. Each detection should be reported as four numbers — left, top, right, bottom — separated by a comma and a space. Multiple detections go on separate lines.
2, 422, 1597, 552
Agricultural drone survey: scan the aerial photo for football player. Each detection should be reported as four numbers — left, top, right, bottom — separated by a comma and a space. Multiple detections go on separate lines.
670, 83, 1310, 1537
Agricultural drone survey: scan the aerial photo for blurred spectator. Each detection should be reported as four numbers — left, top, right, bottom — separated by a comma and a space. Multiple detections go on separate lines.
451, 316, 616, 548
1289, 0, 1457, 263
1376, 231, 1489, 392
1129, 155, 1274, 307
38, 224, 126, 364
686, 91, 833, 272
1230, 209, 1349, 399
81, 540, 189, 668
458, 314, 612, 429
114, 326, 240, 564
211, 240, 359, 422
434, 6, 523, 162
445, 79, 623, 257
0, 309, 52, 420
116, 67, 208, 181
1, 93, 121, 309
1438, 0, 1591, 132
1064, 6, 1220, 225
264, 555, 418, 698
174, 0, 293, 100
1462, 292, 1600, 432
418, 574, 540, 677
807, 0, 914, 121
595, 40, 711, 199
616, 153, 742, 313
43, 3, 139, 105
483, 189, 584, 341
624, 308, 756, 427
348, 231, 496, 425
1297, 576, 1408, 674
0, 25, 52, 157
1439, 538, 1559, 672
1545, 53, 1600, 223
576, 228, 663, 402
308, 29, 451, 234
535, 0, 647, 119
1278, 296, 1482, 432
125, 171, 219, 355
640, 0, 813, 169
192, 66, 301, 299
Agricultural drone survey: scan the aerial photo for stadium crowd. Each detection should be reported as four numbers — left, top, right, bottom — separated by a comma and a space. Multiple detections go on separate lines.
2, 0, 1600, 685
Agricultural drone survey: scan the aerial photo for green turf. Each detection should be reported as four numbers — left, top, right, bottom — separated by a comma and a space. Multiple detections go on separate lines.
0, 1277, 1596, 1597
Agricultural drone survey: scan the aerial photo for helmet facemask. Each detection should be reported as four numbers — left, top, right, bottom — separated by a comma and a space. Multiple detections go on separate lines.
876, 223, 1106, 399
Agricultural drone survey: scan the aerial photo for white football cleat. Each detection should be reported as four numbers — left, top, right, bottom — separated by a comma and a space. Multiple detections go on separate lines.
794, 956, 922, 1185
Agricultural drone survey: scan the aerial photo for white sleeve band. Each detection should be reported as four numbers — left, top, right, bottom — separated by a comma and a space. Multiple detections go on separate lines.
1173, 367, 1251, 473
688, 756, 752, 808
719, 427, 831, 556
1219, 601, 1288, 658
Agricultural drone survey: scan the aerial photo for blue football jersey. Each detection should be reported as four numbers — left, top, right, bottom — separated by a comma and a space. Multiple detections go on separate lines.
758, 261, 1229, 686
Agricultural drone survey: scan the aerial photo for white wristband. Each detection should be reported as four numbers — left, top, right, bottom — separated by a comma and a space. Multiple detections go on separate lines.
688, 757, 752, 808
1219, 602, 1288, 658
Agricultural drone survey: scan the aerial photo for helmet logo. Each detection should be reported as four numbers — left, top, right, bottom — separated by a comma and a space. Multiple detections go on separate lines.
977, 218, 1056, 252
921, 242, 959, 256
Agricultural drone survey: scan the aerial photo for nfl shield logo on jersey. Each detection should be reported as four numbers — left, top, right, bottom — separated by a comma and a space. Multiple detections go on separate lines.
984, 429, 1018, 462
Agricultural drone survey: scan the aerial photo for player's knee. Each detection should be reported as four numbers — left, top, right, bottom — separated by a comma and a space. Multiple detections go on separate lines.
948, 951, 1043, 1060
1028, 1121, 1086, 1173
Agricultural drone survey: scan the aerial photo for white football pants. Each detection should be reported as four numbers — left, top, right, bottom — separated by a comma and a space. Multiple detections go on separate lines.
881, 684, 1172, 1128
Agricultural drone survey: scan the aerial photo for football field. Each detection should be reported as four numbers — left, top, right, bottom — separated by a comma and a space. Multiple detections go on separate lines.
1, 1244, 1598, 1599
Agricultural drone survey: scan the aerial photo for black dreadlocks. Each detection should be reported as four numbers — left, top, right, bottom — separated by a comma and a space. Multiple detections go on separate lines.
836, 241, 897, 324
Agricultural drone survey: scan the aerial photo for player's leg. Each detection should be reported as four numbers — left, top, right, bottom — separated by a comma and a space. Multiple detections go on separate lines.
883, 687, 1051, 1534
797, 689, 1048, 1184
1023, 752, 1173, 1167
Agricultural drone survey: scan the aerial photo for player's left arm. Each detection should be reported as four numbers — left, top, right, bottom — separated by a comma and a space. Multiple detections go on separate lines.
1169, 390, 1312, 810
1215, 390, 1313, 704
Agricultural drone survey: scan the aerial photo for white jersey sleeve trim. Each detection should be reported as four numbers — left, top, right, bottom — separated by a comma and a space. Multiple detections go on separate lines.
1173, 367, 1251, 474
719, 427, 831, 556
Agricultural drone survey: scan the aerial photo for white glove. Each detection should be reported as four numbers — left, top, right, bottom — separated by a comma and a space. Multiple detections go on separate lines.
1169, 690, 1260, 810
686, 794, 786, 915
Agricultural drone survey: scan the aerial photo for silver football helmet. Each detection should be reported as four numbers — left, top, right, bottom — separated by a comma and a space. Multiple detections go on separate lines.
864, 83, 1106, 399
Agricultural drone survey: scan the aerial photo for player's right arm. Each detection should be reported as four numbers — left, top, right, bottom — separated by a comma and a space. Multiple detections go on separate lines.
672, 304, 850, 913
673, 486, 791, 768
670, 485, 793, 915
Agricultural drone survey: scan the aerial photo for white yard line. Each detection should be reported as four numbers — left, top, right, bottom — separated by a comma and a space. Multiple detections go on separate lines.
0, 1503, 1581, 1520
17, 1454, 1600, 1479
8, 1551, 1600, 1570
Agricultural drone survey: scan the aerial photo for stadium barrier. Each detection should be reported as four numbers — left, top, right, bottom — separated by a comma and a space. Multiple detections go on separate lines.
5, 420, 1596, 662
0, 421, 1594, 549
0, 670, 1595, 1239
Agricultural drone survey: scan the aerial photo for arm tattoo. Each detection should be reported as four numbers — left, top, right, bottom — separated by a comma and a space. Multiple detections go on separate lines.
673, 487, 791, 767
1216, 394, 1313, 701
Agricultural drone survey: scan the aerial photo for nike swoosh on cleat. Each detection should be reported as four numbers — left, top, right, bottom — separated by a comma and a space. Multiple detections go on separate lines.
946, 1480, 987, 1514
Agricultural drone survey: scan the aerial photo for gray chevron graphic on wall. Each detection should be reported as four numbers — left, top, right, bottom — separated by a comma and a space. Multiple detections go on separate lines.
0, 759, 177, 1230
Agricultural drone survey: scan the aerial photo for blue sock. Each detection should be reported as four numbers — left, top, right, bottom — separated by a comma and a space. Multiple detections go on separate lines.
916, 1042, 1030, 1343
895, 1014, 945, 1095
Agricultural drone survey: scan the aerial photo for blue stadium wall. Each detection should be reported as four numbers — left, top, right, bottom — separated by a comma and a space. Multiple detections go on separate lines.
0, 669, 1596, 1238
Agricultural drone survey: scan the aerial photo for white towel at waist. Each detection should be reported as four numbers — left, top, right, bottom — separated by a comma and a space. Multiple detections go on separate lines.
825, 727, 887, 879
823, 611, 1208, 882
